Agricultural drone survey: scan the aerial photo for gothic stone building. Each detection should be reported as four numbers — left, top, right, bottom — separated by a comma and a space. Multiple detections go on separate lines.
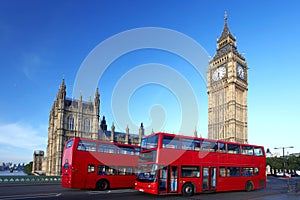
46, 79, 144, 176
207, 13, 248, 144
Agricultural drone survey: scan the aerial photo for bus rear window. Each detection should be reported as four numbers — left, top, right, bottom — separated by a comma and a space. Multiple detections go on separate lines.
66, 140, 74, 149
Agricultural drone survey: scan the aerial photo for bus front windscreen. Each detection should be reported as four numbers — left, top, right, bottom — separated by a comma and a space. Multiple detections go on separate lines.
137, 164, 158, 182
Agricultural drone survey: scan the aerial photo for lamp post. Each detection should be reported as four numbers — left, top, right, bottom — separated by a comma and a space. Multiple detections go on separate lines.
274, 146, 294, 176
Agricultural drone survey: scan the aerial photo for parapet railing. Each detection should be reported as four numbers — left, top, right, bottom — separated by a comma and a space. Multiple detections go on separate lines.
0, 176, 61, 184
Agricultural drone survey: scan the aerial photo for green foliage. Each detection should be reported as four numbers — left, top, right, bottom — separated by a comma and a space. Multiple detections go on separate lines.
267, 156, 300, 174
24, 161, 33, 175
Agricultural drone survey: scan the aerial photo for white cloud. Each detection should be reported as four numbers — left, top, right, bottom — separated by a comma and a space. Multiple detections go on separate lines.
0, 122, 47, 151
0, 147, 33, 164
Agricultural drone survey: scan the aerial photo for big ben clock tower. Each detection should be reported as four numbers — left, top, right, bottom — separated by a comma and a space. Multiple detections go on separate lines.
207, 13, 248, 144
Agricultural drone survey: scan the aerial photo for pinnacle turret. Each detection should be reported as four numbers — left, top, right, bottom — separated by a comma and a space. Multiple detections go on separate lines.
57, 78, 66, 100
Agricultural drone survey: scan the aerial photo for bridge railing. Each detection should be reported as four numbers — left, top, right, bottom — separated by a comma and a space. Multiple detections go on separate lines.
0, 176, 61, 184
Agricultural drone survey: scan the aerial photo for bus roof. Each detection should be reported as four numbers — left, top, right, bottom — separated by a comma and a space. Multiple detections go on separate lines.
142, 132, 264, 148
65, 137, 140, 148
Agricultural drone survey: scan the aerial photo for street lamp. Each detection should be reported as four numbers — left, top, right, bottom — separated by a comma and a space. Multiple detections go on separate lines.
274, 146, 294, 176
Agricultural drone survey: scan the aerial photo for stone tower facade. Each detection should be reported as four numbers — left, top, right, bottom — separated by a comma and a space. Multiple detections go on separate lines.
46, 79, 143, 176
46, 79, 100, 175
32, 150, 45, 175
207, 13, 248, 144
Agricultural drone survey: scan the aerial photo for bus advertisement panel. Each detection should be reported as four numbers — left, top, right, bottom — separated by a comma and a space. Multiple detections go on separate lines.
61, 137, 140, 190
135, 132, 266, 196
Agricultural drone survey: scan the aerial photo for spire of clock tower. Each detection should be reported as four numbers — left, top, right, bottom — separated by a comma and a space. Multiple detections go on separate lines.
218, 12, 234, 44
214, 12, 244, 61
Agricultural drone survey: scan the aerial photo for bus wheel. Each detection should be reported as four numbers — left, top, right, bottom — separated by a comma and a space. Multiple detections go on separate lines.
245, 181, 253, 192
96, 179, 109, 191
182, 183, 194, 197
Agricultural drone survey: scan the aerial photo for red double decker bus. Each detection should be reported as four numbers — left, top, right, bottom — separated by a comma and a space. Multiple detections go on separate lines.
61, 137, 140, 190
135, 132, 266, 196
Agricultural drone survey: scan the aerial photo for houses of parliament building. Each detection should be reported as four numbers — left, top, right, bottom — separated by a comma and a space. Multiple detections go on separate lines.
39, 13, 248, 176
45, 79, 144, 176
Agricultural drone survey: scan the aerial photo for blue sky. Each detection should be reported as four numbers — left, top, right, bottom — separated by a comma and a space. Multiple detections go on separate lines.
0, 0, 300, 163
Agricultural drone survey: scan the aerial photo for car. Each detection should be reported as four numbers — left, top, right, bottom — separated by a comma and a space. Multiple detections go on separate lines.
275, 171, 290, 177
290, 171, 299, 177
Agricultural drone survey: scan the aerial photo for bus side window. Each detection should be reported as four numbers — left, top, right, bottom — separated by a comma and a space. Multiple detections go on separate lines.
227, 144, 240, 154
254, 148, 264, 156
98, 165, 107, 175
118, 166, 134, 175
227, 167, 240, 177
181, 138, 194, 150
254, 168, 259, 175
108, 167, 116, 175
118, 147, 135, 155
181, 166, 200, 178
242, 146, 253, 155
202, 140, 216, 152
162, 136, 180, 149
98, 143, 116, 154
242, 168, 253, 176
219, 167, 226, 177
193, 140, 200, 151
98, 165, 116, 175
219, 143, 226, 153
77, 140, 96, 152
88, 164, 95, 173
181, 138, 200, 151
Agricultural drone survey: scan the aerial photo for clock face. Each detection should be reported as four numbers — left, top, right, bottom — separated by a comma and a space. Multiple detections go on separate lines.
237, 65, 245, 80
212, 66, 226, 82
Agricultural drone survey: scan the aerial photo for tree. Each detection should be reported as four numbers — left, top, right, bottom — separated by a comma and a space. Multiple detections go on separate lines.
24, 161, 33, 175
267, 156, 300, 175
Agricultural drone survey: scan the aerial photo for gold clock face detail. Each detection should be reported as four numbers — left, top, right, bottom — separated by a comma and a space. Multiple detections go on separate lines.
212, 66, 226, 82
237, 65, 245, 80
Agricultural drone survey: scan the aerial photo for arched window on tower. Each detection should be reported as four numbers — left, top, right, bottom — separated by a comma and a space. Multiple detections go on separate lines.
68, 117, 74, 130
84, 119, 90, 132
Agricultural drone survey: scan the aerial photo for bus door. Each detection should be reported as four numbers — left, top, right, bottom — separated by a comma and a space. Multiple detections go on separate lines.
159, 165, 178, 194
202, 167, 217, 191
169, 166, 178, 193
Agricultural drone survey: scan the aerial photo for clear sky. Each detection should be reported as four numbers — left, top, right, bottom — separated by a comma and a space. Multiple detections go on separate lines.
0, 0, 299, 163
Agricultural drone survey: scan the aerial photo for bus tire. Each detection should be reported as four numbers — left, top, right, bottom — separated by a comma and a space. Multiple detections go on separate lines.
182, 183, 194, 197
96, 179, 109, 191
245, 181, 253, 192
